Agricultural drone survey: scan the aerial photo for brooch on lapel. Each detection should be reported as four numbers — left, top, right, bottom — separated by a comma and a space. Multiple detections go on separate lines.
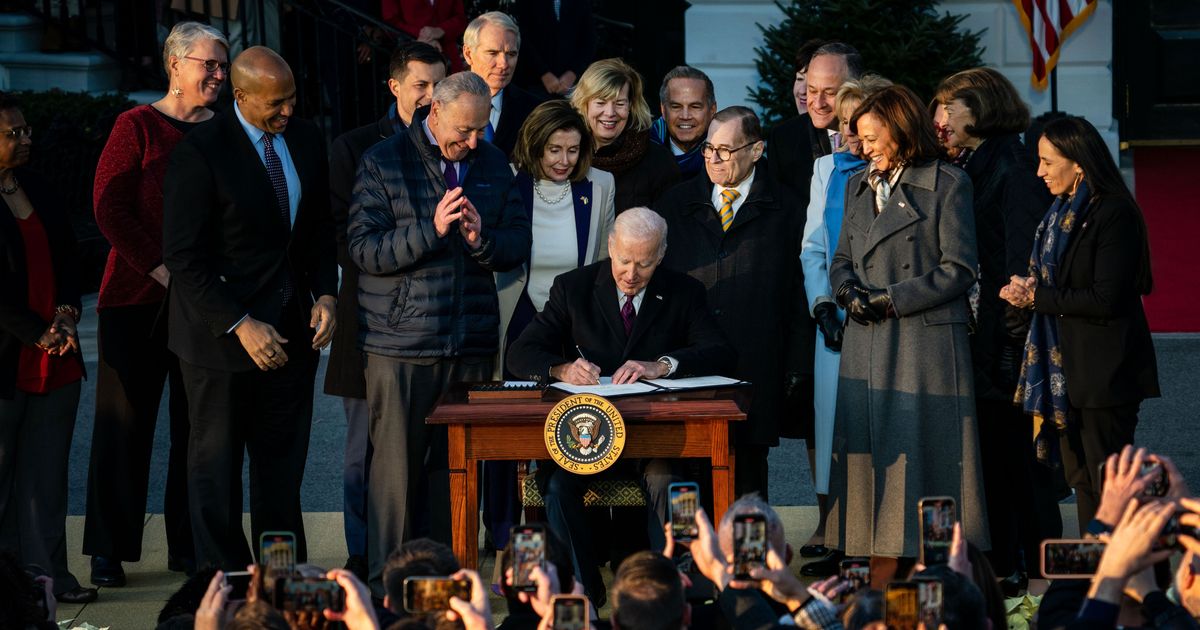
580, 195, 589, 205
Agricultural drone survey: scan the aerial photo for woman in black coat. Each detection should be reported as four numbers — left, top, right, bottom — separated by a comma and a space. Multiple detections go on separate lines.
1001, 115, 1159, 529
0, 95, 94, 603
570, 58, 680, 212
936, 67, 1060, 581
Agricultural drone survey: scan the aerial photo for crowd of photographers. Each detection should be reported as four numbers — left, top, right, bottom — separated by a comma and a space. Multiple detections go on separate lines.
3, 446, 1195, 630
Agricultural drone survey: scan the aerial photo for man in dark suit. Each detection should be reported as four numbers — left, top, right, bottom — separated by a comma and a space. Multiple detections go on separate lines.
765, 42, 861, 205
462, 11, 543, 156
654, 107, 813, 504
324, 40, 447, 580
163, 47, 338, 570
507, 207, 733, 605
514, 0, 595, 98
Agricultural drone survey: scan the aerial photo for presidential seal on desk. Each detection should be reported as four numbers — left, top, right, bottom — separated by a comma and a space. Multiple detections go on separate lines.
544, 394, 626, 474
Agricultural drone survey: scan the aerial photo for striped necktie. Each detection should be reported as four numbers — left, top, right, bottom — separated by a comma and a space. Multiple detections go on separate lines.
263, 132, 292, 303
718, 188, 740, 232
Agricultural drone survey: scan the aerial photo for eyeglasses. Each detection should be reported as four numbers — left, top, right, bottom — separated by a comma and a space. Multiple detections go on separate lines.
182, 56, 231, 74
0, 126, 32, 139
701, 141, 757, 161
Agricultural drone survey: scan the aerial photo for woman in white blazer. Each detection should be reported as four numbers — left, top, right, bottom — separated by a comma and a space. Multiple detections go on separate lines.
486, 100, 615, 587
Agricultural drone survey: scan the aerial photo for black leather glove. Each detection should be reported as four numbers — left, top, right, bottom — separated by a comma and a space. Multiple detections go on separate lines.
866, 288, 896, 320
813, 302, 844, 351
997, 341, 1023, 390
836, 280, 876, 326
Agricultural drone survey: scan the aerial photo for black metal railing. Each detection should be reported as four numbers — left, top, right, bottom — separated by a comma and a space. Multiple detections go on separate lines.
26, 0, 408, 138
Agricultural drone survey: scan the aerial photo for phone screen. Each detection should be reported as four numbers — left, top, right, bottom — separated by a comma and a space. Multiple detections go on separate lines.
279, 577, 345, 613
259, 531, 296, 582
732, 514, 767, 580
838, 557, 870, 601
668, 482, 700, 541
919, 497, 956, 566
1142, 461, 1170, 497
915, 579, 944, 629
512, 526, 546, 592
1040, 539, 1106, 578
885, 582, 920, 630
403, 577, 472, 613
552, 595, 589, 630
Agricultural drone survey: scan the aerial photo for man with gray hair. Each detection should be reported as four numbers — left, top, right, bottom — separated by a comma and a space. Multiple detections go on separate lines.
650, 65, 717, 179
507, 207, 733, 605
462, 10, 543, 155
347, 69, 531, 596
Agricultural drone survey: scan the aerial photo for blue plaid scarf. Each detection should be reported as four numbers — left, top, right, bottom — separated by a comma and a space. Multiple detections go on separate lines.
1015, 179, 1093, 429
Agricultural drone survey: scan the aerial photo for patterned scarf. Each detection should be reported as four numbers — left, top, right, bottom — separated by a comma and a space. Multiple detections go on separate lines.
866, 163, 902, 215
1015, 179, 1093, 430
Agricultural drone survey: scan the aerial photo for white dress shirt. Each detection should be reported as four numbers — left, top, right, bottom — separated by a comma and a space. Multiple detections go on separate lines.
709, 167, 756, 222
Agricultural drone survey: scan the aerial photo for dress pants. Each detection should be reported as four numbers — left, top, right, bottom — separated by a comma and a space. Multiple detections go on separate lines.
735, 444, 770, 502
364, 353, 492, 598
544, 460, 675, 603
180, 310, 318, 571
0, 381, 82, 594
1059, 402, 1140, 527
976, 398, 1045, 575
83, 303, 192, 562
342, 396, 370, 558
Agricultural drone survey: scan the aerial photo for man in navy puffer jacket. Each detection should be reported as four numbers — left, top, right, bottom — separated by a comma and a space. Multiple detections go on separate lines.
347, 70, 531, 597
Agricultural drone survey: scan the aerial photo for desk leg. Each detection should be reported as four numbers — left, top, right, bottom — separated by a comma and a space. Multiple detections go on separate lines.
448, 425, 479, 569
710, 419, 735, 522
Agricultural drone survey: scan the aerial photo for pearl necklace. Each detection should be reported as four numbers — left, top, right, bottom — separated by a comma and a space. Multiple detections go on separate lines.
534, 179, 570, 205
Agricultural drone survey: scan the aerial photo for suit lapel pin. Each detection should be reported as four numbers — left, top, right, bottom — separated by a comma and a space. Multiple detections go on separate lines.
655, 294, 663, 300
580, 195, 589, 205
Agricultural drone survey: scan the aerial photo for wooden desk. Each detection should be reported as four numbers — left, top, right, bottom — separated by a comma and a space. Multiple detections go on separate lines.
427, 384, 749, 568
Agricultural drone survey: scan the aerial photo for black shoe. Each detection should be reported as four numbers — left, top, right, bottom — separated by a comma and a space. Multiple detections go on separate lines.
800, 544, 831, 558
345, 554, 369, 582
57, 586, 99, 604
90, 556, 126, 587
999, 570, 1028, 597
167, 554, 197, 576
800, 551, 844, 577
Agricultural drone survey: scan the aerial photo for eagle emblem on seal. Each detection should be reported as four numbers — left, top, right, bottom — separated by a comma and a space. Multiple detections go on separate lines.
565, 413, 607, 455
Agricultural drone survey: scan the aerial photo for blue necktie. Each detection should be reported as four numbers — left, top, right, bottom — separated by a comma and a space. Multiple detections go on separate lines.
443, 161, 459, 189
263, 132, 292, 303
484, 120, 495, 143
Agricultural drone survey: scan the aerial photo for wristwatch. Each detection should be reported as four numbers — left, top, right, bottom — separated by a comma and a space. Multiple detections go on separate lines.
656, 357, 674, 377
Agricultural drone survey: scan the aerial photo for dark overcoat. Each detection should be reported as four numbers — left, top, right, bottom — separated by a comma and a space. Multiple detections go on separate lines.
826, 159, 989, 557
654, 170, 813, 446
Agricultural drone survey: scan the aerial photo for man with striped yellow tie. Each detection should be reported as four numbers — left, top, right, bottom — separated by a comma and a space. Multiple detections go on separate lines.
654, 106, 815, 500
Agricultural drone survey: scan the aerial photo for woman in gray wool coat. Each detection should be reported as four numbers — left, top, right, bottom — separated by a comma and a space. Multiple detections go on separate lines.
825, 85, 989, 582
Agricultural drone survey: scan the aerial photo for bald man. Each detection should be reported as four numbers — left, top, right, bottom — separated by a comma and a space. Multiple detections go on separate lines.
163, 46, 338, 570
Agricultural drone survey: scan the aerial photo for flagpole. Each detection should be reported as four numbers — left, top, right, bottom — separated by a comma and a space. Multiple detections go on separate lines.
1049, 67, 1059, 113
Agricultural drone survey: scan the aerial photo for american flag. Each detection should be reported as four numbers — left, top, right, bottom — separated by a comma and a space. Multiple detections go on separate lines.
1013, 0, 1099, 89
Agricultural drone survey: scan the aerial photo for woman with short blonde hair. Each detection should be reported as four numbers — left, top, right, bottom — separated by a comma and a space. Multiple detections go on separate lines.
569, 58, 678, 212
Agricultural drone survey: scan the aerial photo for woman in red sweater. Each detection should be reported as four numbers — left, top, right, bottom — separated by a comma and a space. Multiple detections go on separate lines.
382, 0, 468, 72
82, 22, 229, 588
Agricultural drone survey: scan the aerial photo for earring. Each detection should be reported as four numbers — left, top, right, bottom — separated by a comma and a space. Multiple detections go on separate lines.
171, 87, 182, 98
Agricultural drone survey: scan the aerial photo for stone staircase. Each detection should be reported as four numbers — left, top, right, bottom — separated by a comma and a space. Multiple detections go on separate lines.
0, 11, 120, 93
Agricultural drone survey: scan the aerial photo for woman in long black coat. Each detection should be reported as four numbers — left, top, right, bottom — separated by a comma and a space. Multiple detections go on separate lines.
570, 58, 680, 212
1001, 115, 1159, 529
935, 67, 1059, 580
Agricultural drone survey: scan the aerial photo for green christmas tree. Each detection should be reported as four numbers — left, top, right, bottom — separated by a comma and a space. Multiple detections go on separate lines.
751, 0, 986, 129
